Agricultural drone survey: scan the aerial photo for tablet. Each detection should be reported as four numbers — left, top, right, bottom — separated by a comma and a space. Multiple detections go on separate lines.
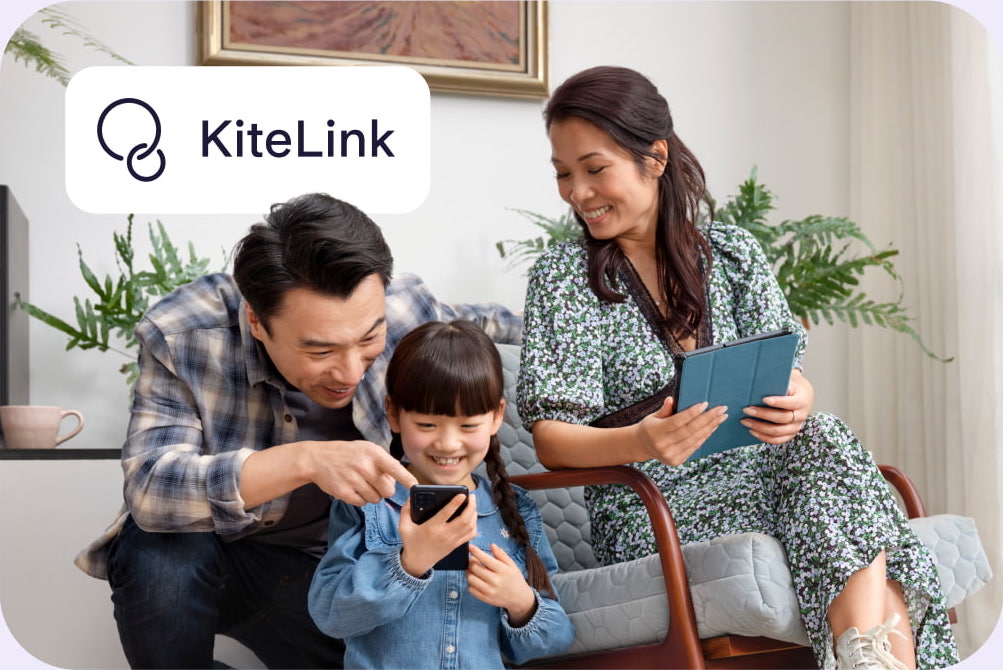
673, 328, 800, 461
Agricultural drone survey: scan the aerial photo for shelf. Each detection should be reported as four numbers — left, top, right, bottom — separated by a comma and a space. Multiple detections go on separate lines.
0, 448, 121, 460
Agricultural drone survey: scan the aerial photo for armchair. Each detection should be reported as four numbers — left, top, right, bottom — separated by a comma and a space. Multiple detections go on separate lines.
494, 344, 991, 669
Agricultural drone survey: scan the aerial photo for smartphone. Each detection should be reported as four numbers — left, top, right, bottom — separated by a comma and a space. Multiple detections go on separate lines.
409, 484, 470, 570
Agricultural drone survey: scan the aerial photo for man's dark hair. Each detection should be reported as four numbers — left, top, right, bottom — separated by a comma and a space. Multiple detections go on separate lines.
233, 193, 393, 330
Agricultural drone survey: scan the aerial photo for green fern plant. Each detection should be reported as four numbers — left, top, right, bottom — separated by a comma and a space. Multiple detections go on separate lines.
4, 7, 132, 86
715, 168, 948, 361
16, 217, 228, 384
497, 168, 949, 361
495, 209, 581, 272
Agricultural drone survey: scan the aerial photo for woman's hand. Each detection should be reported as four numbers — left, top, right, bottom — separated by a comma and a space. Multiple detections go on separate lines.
740, 369, 815, 444
636, 397, 728, 466
398, 493, 478, 578
467, 544, 538, 627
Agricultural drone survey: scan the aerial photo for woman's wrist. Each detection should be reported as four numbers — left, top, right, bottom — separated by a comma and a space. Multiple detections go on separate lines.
629, 421, 655, 463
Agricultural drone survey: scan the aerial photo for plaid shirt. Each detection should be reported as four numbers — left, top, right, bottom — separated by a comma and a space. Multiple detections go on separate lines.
75, 273, 522, 579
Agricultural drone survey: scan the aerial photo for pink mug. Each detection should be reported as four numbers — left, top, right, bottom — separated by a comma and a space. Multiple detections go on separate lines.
0, 405, 85, 449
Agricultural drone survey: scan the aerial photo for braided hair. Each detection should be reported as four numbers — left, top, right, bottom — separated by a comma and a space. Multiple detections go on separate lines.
483, 433, 556, 599
385, 320, 556, 598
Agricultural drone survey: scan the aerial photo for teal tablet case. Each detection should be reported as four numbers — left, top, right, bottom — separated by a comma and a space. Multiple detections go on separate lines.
674, 329, 800, 461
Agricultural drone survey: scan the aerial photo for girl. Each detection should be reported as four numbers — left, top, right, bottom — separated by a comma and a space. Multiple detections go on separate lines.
517, 65, 957, 670
308, 320, 575, 669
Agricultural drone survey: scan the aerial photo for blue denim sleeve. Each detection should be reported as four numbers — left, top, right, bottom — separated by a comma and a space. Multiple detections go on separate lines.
500, 590, 577, 665
499, 496, 576, 663
307, 500, 429, 639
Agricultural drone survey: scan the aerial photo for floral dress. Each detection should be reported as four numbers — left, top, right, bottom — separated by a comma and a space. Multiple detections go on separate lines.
516, 222, 958, 669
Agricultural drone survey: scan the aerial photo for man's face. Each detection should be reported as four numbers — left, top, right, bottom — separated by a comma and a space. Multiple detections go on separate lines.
247, 274, 387, 409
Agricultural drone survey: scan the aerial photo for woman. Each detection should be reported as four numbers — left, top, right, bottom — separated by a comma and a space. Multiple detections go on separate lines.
516, 65, 957, 670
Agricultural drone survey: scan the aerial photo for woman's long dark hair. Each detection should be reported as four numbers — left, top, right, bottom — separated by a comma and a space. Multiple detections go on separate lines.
544, 65, 713, 339
385, 321, 556, 598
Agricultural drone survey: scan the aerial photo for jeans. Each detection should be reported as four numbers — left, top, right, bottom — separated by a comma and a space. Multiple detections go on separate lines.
107, 516, 345, 669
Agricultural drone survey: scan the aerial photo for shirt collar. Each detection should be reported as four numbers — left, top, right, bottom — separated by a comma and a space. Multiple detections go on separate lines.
239, 300, 285, 389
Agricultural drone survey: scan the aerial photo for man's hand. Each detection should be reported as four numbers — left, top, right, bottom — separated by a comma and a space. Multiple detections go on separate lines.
240, 439, 417, 509
305, 440, 418, 506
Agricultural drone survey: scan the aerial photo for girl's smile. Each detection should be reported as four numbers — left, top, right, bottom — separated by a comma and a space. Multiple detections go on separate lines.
387, 405, 506, 488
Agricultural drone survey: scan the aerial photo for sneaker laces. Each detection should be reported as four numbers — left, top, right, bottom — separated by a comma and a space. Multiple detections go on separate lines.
865, 614, 909, 670
837, 613, 910, 670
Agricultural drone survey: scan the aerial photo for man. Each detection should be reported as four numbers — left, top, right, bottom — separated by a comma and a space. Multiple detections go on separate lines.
74, 193, 522, 668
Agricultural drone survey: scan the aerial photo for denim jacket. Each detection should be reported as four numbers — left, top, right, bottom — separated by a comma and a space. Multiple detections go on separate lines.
308, 475, 575, 669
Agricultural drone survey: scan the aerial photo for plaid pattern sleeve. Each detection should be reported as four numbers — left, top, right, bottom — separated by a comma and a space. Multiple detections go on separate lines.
76, 274, 292, 578
121, 274, 290, 536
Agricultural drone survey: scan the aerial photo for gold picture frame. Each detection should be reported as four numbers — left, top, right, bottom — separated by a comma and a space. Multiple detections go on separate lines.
196, 1, 549, 99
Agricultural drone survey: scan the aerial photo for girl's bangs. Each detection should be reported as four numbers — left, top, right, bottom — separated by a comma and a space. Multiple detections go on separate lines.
390, 328, 504, 417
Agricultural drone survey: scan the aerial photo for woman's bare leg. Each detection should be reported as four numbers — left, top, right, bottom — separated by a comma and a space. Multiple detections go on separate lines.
828, 551, 916, 669
884, 580, 915, 668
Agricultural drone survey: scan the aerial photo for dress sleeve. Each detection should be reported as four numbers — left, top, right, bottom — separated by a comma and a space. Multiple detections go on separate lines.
709, 224, 808, 367
517, 244, 608, 427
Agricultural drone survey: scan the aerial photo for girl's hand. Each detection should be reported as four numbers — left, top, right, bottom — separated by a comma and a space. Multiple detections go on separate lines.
740, 369, 815, 444
467, 544, 537, 627
636, 397, 729, 466
399, 493, 478, 578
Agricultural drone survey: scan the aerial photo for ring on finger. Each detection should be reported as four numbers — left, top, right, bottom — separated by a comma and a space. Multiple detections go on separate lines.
789, 409, 797, 424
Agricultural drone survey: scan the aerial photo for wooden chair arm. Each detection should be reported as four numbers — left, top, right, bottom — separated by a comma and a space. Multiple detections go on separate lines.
878, 464, 927, 518
511, 466, 705, 669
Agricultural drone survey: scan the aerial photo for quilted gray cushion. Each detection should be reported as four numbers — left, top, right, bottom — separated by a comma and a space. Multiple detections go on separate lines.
494, 344, 991, 652
552, 516, 991, 654
683, 532, 808, 644
552, 555, 668, 654
909, 514, 993, 609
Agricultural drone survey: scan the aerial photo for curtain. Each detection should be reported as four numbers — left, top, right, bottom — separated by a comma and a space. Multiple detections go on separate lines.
847, 1, 1002, 658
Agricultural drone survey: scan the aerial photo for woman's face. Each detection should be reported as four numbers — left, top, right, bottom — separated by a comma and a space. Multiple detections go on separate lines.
549, 116, 666, 246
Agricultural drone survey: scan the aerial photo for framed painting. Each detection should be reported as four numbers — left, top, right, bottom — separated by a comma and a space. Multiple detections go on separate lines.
196, 1, 549, 98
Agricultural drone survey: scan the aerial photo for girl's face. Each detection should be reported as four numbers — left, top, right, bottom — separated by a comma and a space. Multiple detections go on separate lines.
549, 116, 666, 248
387, 401, 506, 489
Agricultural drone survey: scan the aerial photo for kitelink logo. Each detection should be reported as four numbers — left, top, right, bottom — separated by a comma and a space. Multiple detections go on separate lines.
96, 97, 166, 182
66, 66, 431, 214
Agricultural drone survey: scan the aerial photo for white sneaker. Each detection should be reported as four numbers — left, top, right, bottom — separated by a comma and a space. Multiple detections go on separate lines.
835, 613, 910, 670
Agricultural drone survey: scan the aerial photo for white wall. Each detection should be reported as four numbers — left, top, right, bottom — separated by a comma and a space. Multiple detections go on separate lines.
1, 0, 854, 455
0, 1, 873, 667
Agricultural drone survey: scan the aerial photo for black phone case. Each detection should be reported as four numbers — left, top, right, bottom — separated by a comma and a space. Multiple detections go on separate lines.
409, 485, 470, 570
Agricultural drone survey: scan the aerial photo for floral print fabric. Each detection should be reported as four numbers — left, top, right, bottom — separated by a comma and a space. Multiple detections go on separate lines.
517, 223, 958, 668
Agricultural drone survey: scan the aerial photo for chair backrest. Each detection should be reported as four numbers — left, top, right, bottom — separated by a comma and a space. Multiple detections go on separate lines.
492, 343, 598, 572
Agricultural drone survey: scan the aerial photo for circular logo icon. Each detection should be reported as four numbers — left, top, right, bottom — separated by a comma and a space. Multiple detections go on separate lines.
96, 97, 166, 182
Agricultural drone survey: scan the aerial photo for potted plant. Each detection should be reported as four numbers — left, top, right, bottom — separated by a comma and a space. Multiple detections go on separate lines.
496, 168, 949, 361
16, 216, 228, 384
